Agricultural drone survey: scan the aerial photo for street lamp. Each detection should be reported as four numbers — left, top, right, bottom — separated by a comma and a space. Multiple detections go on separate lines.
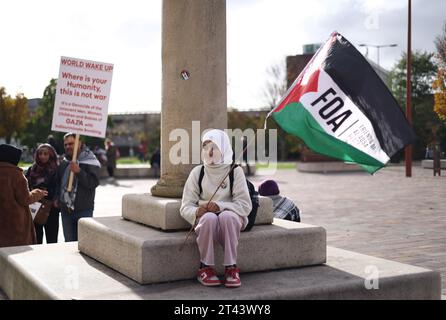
405, 0, 412, 177
358, 43, 398, 68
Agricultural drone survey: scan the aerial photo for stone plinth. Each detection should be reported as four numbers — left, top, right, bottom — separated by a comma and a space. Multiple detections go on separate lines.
0, 243, 440, 300
122, 193, 273, 231
78, 217, 326, 284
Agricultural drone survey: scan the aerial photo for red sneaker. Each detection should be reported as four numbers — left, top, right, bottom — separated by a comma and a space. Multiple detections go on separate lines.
224, 266, 241, 288
197, 267, 221, 286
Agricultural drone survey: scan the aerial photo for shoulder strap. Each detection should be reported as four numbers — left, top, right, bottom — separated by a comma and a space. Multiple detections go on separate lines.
198, 165, 205, 194
199, 164, 238, 195
229, 164, 239, 195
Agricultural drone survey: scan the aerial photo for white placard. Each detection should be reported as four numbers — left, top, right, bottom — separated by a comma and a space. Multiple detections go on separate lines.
29, 202, 42, 220
51, 56, 114, 138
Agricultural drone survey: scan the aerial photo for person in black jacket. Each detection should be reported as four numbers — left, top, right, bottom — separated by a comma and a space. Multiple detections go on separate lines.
25, 143, 60, 243
150, 147, 160, 178
56, 133, 101, 242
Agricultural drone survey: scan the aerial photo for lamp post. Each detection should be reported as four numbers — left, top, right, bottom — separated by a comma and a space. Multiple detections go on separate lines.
405, 0, 413, 177
359, 43, 398, 68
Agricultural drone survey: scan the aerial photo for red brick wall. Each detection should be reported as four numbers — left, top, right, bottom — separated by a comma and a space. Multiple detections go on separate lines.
286, 54, 313, 88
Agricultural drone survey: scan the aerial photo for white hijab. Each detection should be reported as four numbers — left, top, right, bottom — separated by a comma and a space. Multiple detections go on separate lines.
201, 129, 233, 166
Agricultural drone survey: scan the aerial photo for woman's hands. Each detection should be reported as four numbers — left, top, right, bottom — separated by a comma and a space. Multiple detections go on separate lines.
195, 201, 220, 219
206, 201, 220, 213
34, 189, 48, 201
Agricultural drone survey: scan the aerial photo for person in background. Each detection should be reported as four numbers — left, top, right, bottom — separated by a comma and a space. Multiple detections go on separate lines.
0, 144, 47, 248
137, 140, 147, 162
93, 146, 107, 166
150, 147, 160, 178
25, 144, 60, 244
258, 179, 301, 222
57, 133, 101, 242
47, 134, 63, 158
105, 138, 119, 180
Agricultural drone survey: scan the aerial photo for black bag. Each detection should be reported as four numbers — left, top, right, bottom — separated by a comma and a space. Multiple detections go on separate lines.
198, 164, 259, 231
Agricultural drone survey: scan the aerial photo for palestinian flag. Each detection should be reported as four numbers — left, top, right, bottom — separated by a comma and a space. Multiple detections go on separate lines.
268, 32, 416, 174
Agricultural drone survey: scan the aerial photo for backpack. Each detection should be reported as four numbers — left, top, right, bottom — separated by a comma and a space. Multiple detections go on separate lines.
198, 164, 259, 231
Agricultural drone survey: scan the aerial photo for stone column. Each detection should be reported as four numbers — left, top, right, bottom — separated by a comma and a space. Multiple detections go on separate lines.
151, 0, 227, 198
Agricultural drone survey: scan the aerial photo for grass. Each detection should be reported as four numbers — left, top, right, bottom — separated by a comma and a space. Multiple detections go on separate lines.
117, 157, 145, 164
256, 162, 296, 170
20, 158, 144, 166
115, 159, 296, 169
19, 158, 296, 170
18, 162, 32, 169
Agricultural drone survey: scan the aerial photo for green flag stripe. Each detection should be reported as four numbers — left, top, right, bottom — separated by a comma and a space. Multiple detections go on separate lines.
273, 102, 386, 174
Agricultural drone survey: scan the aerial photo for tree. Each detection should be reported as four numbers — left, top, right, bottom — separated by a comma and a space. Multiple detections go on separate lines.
435, 23, 446, 67
261, 61, 303, 161
262, 62, 288, 109
388, 51, 437, 103
433, 23, 446, 122
433, 69, 446, 122
21, 79, 63, 148
388, 51, 445, 158
21, 79, 115, 150
0, 87, 29, 144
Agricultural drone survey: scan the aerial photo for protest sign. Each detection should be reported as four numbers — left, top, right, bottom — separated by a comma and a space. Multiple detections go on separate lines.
52, 56, 114, 138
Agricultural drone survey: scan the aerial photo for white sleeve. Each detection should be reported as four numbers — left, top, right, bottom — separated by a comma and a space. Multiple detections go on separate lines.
180, 166, 201, 226
214, 166, 252, 218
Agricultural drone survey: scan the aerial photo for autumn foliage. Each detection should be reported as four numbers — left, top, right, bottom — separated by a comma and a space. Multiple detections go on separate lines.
433, 69, 446, 121
0, 87, 28, 144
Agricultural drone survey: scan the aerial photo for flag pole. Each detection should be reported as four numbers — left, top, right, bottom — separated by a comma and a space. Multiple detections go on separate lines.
405, 0, 413, 177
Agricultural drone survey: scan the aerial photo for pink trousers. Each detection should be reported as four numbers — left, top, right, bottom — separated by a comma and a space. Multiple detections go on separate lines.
195, 210, 243, 266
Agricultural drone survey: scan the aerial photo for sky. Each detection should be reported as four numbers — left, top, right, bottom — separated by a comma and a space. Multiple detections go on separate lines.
0, 0, 445, 114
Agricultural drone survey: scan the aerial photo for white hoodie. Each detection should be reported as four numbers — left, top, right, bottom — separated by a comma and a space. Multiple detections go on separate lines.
180, 129, 252, 229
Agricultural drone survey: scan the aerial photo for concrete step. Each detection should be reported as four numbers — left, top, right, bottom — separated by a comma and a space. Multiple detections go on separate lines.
78, 217, 326, 284
0, 243, 440, 300
122, 193, 274, 231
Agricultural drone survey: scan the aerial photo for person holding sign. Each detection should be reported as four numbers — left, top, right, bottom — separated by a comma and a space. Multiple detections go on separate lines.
57, 133, 101, 242
0, 144, 47, 248
25, 144, 60, 244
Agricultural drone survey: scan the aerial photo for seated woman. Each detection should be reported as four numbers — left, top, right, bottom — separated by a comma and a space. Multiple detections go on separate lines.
180, 129, 252, 288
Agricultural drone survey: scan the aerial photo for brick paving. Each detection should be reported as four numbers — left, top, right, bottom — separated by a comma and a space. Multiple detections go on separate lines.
250, 162, 446, 296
